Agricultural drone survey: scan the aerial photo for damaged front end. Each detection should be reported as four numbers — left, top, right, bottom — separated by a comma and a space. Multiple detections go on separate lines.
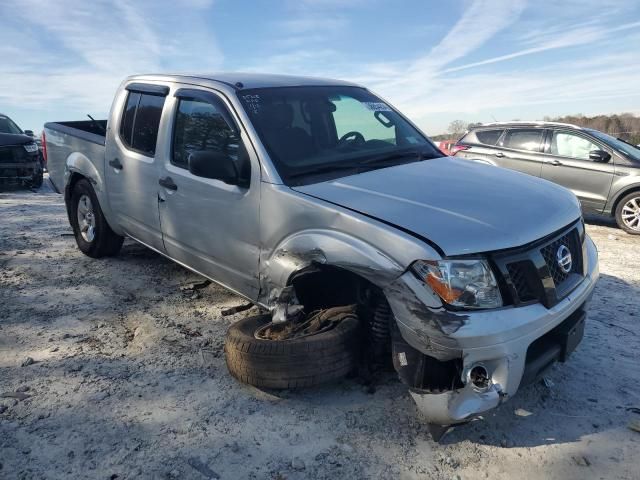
391, 326, 504, 433
384, 231, 599, 435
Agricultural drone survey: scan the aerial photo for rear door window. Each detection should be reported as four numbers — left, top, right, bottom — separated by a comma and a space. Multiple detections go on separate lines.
475, 129, 503, 145
119, 92, 140, 148
119, 91, 165, 156
502, 129, 544, 152
131, 94, 165, 155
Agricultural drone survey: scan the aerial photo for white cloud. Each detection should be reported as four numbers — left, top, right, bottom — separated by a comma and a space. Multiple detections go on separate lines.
0, 0, 222, 117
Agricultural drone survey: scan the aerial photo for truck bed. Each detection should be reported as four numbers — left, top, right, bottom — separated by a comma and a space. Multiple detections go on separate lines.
44, 120, 107, 194
45, 120, 107, 144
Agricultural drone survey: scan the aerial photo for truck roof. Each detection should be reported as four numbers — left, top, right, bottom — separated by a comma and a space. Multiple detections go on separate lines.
126, 73, 361, 90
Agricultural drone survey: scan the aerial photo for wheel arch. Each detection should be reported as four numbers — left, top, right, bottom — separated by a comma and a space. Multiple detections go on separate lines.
258, 229, 407, 307
610, 185, 640, 217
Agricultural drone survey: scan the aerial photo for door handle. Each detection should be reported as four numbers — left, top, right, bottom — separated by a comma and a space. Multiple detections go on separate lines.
494, 152, 505, 158
548, 160, 563, 166
108, 158, 123, 170
159, 176, 177, 191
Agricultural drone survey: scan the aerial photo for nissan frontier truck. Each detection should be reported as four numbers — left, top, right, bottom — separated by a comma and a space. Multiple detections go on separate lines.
44, 73, 599, 436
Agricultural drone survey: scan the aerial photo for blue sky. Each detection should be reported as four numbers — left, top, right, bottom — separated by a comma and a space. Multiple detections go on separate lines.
1, 0, 640, 135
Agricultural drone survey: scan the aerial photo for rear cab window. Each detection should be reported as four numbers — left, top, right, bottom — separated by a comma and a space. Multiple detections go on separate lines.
119, 85, 167, 156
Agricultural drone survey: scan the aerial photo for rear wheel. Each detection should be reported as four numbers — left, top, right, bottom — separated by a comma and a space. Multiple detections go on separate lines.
615, 192, 640, 235
224, 313, 360, 389
70, 179, 124, 257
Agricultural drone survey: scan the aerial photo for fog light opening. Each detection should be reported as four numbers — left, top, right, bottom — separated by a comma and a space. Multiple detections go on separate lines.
469, 365, 490, 391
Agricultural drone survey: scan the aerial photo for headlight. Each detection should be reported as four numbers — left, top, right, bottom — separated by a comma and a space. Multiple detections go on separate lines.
411, 259, 502, 309
23, 142, 39, 153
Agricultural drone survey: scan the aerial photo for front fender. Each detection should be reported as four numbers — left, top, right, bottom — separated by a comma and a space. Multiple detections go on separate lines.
259, 229, 406, 304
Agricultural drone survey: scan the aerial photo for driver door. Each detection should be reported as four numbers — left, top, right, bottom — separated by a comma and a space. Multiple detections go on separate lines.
541, 129, 615, 213
158, 87, 261, 299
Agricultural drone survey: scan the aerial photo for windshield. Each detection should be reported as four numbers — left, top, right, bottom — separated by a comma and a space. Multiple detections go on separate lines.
588, 129, 640, 162
238, 86, 441, 184
0, 115, 23, 135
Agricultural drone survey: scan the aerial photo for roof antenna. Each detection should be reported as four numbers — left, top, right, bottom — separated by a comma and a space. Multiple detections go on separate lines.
490, 114, 498, 122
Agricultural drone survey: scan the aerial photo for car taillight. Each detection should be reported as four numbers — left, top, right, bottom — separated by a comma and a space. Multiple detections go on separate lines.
450, 144, 470, 155
41, 131, 47, 165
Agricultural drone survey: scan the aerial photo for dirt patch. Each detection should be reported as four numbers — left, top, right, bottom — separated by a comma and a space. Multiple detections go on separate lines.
0, 179, 639, 479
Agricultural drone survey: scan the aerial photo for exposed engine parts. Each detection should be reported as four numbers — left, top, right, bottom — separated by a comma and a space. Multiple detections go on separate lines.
256, 305, 358, 341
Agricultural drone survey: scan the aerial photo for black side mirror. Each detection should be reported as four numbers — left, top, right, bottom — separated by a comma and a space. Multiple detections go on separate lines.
188, 150, 239, 184
589, 150, 611, 163
24, 130, 34, 137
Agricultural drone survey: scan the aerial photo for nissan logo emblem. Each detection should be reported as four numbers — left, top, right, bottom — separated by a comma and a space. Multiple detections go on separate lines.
556, 245, 572, 274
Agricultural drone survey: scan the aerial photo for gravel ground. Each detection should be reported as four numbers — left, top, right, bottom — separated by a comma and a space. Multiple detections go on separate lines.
1, 177, 639, 480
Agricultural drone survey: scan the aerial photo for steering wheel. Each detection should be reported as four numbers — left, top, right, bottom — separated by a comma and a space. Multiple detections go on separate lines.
338, 131, 365, 148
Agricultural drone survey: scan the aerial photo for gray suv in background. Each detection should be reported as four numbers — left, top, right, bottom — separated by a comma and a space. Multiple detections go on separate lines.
453, 122, 640, 234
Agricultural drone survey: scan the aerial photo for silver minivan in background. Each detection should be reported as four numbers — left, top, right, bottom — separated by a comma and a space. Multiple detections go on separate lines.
44, 74, 599, 434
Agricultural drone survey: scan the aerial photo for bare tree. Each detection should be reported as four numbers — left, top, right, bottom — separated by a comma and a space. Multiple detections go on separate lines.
550, 113, 640, 144
447, 120, 468, 140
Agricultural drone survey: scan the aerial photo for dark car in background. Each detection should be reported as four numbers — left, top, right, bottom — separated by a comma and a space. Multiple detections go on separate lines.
453, 122, 640, 234
0, 113, 43, 188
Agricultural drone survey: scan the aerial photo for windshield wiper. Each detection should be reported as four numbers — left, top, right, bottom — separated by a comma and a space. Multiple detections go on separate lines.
288, 149, 439, 182
359, 149, 437, 165
288, 162, 365, 179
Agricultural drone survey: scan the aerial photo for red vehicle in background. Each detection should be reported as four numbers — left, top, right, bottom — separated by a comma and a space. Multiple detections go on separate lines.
437, 139, 457, 155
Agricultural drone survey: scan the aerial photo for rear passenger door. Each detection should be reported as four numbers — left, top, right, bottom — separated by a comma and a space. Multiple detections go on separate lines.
494, 128, 546, 177
105, 83, 169, 252
541, 129, 615, 213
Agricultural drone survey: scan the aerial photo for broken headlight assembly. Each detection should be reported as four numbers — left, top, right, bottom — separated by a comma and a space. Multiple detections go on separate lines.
411, 259, 502, 309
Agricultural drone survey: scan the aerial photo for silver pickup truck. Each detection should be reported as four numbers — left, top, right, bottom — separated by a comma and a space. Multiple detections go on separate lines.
45, 73, 599, 433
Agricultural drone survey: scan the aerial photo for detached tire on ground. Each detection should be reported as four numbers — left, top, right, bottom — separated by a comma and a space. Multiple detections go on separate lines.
224, 313, 360, 389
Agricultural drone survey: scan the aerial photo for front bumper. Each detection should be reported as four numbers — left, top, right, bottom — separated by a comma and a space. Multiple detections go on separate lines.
388, 234, 599, 425
0, 161, 39, 181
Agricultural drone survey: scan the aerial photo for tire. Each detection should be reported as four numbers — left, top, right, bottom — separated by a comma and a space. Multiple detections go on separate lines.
224, 313, 360, 389
69, 179, 124, 257
614, 191, 640, 235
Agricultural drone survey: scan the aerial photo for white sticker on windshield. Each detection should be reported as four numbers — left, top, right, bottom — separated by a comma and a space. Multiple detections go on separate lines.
364, 102, 392, 112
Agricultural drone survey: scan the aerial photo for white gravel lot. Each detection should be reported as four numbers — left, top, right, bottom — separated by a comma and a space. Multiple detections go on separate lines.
1, 178, 639, 480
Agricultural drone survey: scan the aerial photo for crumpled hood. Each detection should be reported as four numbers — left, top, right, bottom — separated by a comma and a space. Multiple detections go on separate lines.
293, 157, 581, 256
0, 133, 34, 147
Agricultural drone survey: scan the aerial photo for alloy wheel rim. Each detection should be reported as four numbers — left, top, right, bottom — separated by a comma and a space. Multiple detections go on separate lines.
77, 194, 96, 242
621, 197, 640, 231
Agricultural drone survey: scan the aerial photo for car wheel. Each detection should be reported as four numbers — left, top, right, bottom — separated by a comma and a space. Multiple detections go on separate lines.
615, 192, 640, 235
70, 178, 124, 257
224, 313, 360, 389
